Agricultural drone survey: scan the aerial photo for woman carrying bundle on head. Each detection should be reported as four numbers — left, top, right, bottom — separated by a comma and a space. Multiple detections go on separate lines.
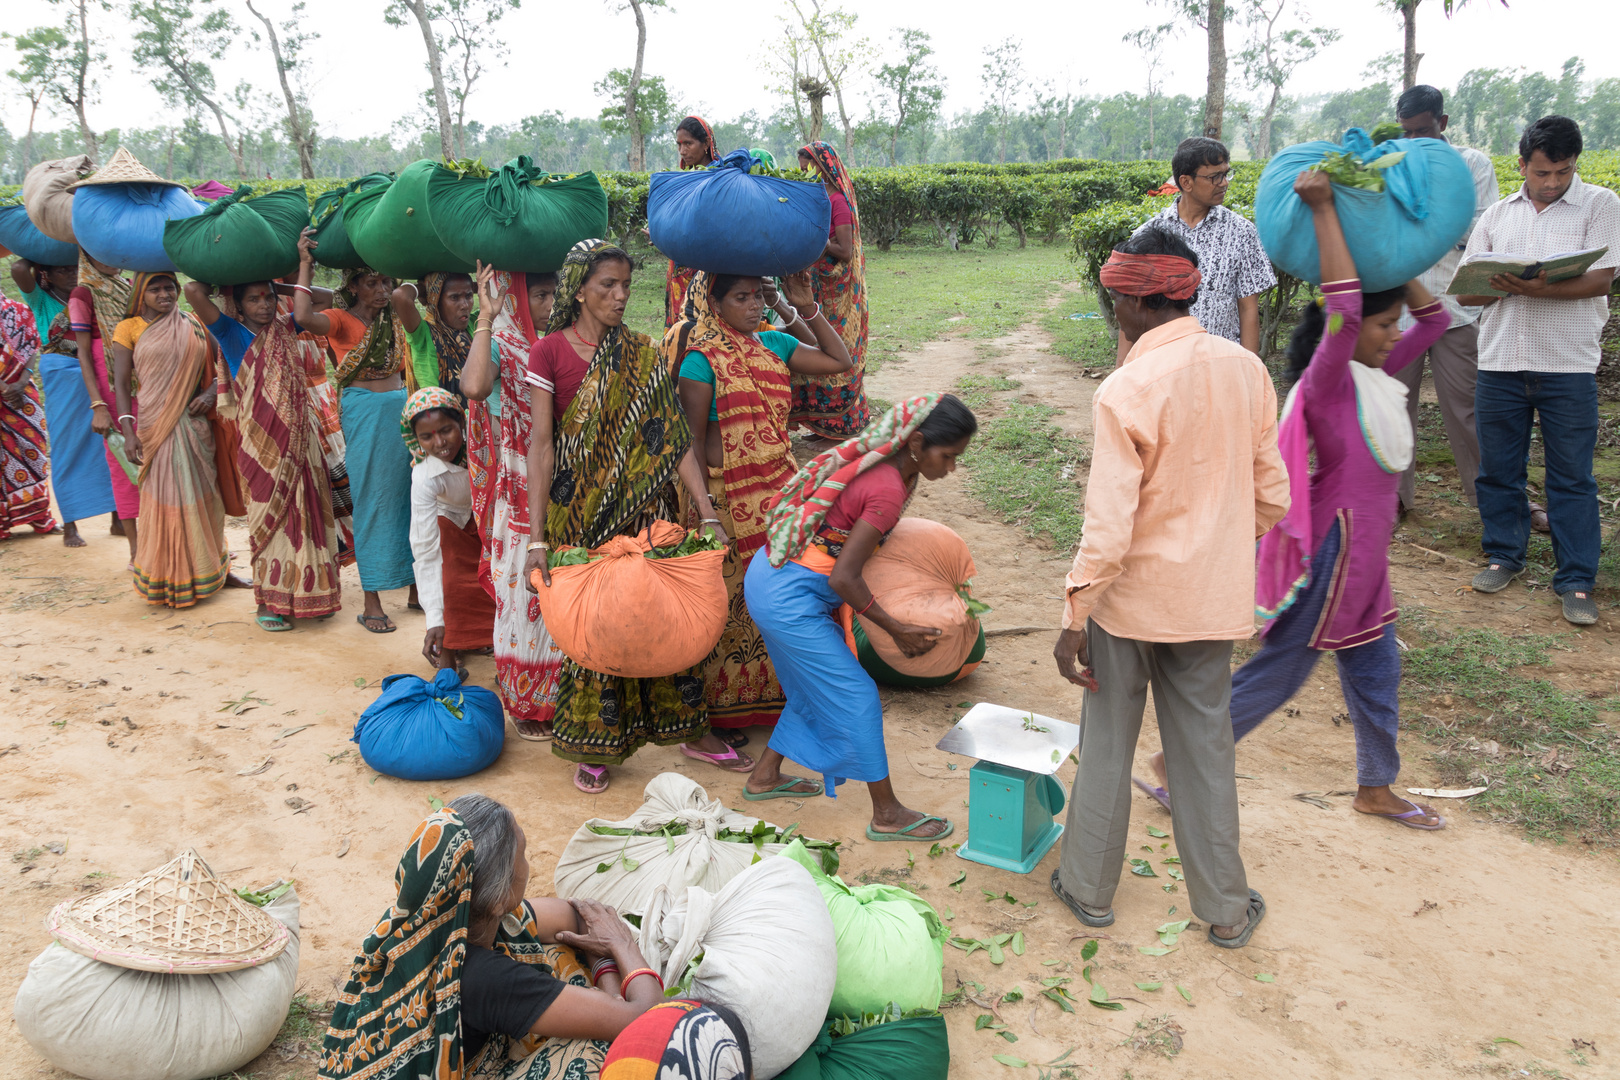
0, 295, 56, 541
791, 141, 870, 440
111, 272, 250, 607
522, 239, 750, 795
662, 269, 853, 740
184, 278, 344, 631
393, 271, 476, 403
742, 394, 976, 837
1142, 169, 1451, 832
462, 263, 562, 740
404, 388, 495, 682
293, 229, 419, 634
72, 255, 142, 563
663, 116, 719, 328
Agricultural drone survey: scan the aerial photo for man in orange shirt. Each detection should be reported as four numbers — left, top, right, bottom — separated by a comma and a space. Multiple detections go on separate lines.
1050, 228, 1289, 950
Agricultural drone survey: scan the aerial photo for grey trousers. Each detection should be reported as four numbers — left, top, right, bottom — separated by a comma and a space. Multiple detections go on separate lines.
1396, 322, 1481, 510
1057, 621, 1250, 926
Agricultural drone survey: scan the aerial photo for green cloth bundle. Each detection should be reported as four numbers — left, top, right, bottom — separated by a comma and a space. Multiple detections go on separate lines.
162, 186, 308, 285
776, 1013, 950, 1080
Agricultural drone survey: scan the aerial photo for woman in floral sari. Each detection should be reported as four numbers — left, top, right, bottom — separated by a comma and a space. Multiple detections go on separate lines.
111, 272, 248, 607
0, 297, 56, 540
463, 263, 562, 740
663, 269, 852, 739
522, 239, 746, 794
792, 141, 871, 439
663, 116, 719, 328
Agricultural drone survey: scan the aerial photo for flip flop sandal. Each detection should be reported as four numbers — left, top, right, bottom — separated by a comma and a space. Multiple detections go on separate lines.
1529, 502, 1551, 534
714, 729, 750, 750
513, 719, 553, 742
574, 763, 609, 794
454, 666, 470, 683
1048, 868, 1114, 927
256, 613, 293, 633
1209, 889, 1266, 949
865, 815, 955, 842
1133, 776, 1172, 813
406, 601, 424, 612
742, 776, 823, 800
1361, 798, 1446, 830
356, 613, 396, 634
681, 743, 756, 773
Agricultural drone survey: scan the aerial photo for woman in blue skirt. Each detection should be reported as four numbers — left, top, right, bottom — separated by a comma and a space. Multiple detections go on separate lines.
744, 393, 976, 841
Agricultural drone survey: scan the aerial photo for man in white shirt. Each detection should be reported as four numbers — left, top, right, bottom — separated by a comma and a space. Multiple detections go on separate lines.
1457, 116, 1620, 626
1394, 85, 1499, 512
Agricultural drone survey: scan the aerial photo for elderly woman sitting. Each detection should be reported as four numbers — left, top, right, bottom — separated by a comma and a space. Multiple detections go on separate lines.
318, 794, 668, 1079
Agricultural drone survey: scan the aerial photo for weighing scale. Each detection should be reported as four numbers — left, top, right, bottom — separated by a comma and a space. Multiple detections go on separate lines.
937, 703, 1080, 874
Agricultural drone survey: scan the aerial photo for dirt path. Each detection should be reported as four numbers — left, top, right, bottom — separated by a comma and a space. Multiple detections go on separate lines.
0, 313, 1615, 1079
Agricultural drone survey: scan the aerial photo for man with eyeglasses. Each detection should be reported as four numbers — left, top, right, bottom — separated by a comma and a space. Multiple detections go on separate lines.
1393, 84, 1501, 517
1120, 137, 1275, 363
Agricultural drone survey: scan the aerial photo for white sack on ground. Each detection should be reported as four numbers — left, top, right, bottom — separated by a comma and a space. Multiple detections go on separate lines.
640, 857, 836, 1080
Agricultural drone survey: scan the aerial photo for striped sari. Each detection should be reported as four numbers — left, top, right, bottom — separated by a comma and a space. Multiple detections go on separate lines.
0, 300, 55, 539
791, 141, 871, 438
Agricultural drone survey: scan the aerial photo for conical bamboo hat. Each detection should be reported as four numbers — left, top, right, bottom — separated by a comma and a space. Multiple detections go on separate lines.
46, 849, 289, 973
67, 146, 185, 190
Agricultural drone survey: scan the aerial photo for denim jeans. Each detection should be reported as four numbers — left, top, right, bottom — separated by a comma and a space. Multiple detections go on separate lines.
1474, 370, 1600, 594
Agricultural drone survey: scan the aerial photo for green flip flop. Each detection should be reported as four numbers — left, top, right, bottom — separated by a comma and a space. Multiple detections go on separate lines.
742, 777, 823, 800
256, 613, 293, 633
866, 815, 955, 842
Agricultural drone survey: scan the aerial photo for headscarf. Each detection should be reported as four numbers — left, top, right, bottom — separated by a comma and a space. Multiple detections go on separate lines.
1099, 251, 1202, 300
77, 252, 132, 339
333, 265, 406, 387
319, 809, 594, 1079
125, 271, 178, 320
679, 116, 718, 167
601, 1000, 752, 1080
400, 385, 465, 466
419, 271, 473, 395
0, 297, 42, 383
661, 270, 798, 555
764, 393, 939, 567
801, 140, 858, 217
545, 239, 693, 548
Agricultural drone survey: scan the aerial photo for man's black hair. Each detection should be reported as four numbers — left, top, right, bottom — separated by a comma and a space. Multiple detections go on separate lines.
1396, 85, 1445, 121
1114, 227, 1200, 312
1171, 137, 1229, 188
1520, 115, 1583, 162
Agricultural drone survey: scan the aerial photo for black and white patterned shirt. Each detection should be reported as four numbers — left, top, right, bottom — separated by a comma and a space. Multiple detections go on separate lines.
1132, 198, 1277, 345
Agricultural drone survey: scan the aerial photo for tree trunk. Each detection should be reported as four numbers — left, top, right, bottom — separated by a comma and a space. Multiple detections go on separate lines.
801, 79, 828, 143
23, 99, 38, 173
166, 56, 246, 176
625, 0, 648, 171
1203, 0, 1227, 139
404, 0, 455, 158
71, 0, 97, 159
1402, 0, 1422, 90
1259, 84, 1281, 159
245, 0, 315, 179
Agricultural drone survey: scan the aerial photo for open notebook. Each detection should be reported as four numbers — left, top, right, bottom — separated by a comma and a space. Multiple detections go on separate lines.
1447, 246, 1609, 296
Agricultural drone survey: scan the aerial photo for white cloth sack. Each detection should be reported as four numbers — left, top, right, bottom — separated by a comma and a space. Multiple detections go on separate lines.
640, 858, 836, 1080
23, 156, 93, 244
554, 772, 809, 916
1349, 360, 1414, 472
13, 889, 300, 1080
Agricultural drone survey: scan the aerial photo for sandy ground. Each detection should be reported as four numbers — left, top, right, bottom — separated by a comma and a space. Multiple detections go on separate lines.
1, 311, 1618, 1080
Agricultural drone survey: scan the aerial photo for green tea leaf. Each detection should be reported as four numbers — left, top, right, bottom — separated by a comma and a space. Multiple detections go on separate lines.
1177, 984, 1192, 1003
1129, 858, 1157, 877
1002, 989, 1024, 1003
1156, 919, 1190, 934
1138, 946, 1174, 956
1146, 825, 1168, 838
1255, 972, 1276, 983
976, 1014, 994, 1030
988, 940, 1005, 964
944, 906, 955, 920
1041, 988, 1075, 1013
998, 1031, 1019, 1043
1091, 1000, 1126, 1011
992, 1054, 1028, 1068
1080, 939, 1099, 961
949, 871, 967, 892
1011, 932, 1025, 956
1135, 981, 1163, 991
1089, 981, 1109, 1003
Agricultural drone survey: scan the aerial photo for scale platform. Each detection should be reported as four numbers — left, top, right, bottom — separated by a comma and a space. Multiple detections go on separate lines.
937, 703, 1080, 874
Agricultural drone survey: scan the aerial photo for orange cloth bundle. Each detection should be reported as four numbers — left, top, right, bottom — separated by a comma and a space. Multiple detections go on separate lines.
531, 520, 727, 678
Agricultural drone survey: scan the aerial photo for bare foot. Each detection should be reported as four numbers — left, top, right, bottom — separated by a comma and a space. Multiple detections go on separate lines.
224, 571, 253, 589
62, 523, 85, 548
1148, 749, 1168, 791
110, 516, 125, 537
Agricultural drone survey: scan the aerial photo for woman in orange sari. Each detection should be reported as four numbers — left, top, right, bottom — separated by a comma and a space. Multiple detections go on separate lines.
663, 269, 852, 743
662, 116, 718, 328
792, 141, 870, 439
111, 272, 248, 607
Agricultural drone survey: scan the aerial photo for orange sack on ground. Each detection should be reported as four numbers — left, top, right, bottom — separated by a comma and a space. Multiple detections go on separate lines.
840, 518, 986, 683
531, 520, 727, 679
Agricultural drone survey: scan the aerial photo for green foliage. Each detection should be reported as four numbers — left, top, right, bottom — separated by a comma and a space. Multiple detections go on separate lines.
961, 401, 1089, 551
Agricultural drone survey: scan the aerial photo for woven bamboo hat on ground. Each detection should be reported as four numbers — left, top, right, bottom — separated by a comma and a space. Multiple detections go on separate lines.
46, 849, 290, 973
66, 146, 185, 190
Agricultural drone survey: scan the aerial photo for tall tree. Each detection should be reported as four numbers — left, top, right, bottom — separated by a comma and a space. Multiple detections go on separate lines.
3, 25, 76, 171
871, 28, 944, 166
981, 37, 1025, 164
1239, 0, 1339, 158
47, 0, 105, 158
128, 0, 246, 176
1555, 57, 1586, 117
786, 0, 864, 157
1155, 1, 1230, 139
1032, 77, 1082, 160
611, 0, 668, 171
245, 0, 317, 179
594, 69, 678, 168
386, 0, 521, 160
1384, 0, 1507, 91
1123, 24, 1174, 158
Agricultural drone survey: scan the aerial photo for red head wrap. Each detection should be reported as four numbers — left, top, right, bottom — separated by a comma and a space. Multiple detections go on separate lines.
1099, 251, 1202, 301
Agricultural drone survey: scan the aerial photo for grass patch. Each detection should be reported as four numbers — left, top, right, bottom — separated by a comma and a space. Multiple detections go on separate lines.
1398, 621, 1620, 842
962, 401, 1089, 551
955, 374, 1022, 409
1043, 286, 1117, 370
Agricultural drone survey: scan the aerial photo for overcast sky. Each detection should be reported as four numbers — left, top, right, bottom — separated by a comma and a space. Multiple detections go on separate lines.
5, 0, 1620, 144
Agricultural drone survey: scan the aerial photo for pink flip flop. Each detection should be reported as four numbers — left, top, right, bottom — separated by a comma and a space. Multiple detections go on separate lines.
681, 743, 756, 773
1363, 798, 1446, 830
575, 763, 609, 794
1132, 776, 1172, 813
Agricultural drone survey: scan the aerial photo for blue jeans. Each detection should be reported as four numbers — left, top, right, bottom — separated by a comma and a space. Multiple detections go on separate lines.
1474, 370, 1600, 595
1232, 521, 1403, 787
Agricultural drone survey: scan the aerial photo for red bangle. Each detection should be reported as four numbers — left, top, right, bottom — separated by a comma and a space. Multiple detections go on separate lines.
856, 597, 876, 616
620, 968, 663, 999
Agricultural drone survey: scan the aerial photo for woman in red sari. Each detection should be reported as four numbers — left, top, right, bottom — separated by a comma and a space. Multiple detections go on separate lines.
792, 141, 871, 439
663, 269, 852, 740
0, 297, 56, 540
663, 116, 719, 328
